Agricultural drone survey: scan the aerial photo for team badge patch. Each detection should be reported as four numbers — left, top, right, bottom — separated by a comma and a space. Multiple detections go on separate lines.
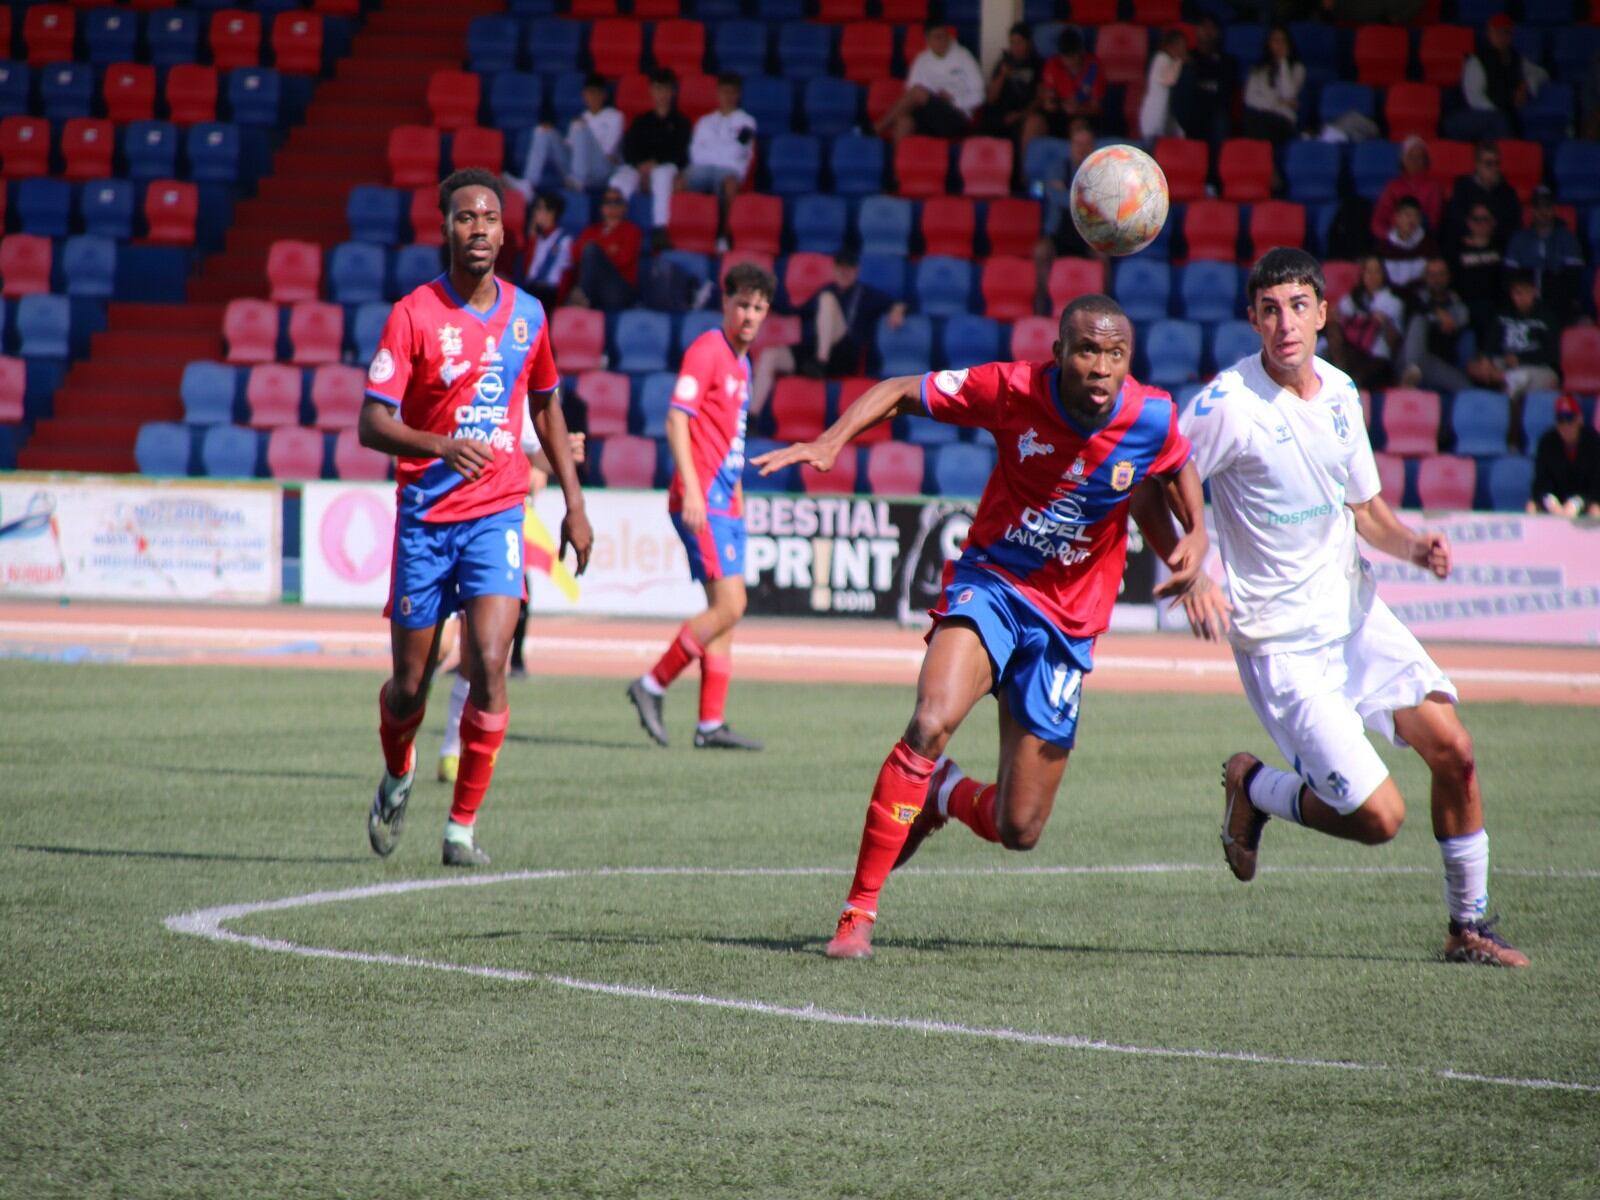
438, 324, 463, 358
1326, 771, 1350, 800
399, 595, 411, 616
368, 349, 395, 384
1018, 427, 1054, 461
1110, 460, 1135, 491
892, 804, 920, 825
933, 369, 968, 397
1068, 455, 1087, 480
512, 317, 529, 347
955, 587, 973, 606
674, 374, 699, 402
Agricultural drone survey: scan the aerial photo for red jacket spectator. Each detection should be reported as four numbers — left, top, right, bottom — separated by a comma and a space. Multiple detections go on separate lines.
569, 216, 642, 298
1370, 136, 1445, 239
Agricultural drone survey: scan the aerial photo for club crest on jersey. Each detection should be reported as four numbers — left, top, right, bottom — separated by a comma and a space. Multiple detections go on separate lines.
1110, 460, 1135, 491
1067, 455, 1087, 480
1330, 403, 1351, 443
1018, 427, 1055, 461
399, 595, 411, 617
891, 804, 920, 825
1275, 423, 1292, 444
438, 324, 463, 358
955, 587, 974, 606
674, 374, 698, 402
512, 317, 529, 347
480, 336, 503, 365
933, 368, 968, 397
1325, 770, 1350, 800
368, 348, 395, 384
440, 359, 469, 385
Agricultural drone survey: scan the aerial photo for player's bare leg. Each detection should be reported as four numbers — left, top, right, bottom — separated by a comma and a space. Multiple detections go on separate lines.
1220, 756, 1405, 882
370, 621, 447, 857
442, 593, 519, 867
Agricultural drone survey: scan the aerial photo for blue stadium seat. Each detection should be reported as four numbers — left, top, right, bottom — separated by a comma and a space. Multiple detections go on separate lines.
508, 0, 558, 16
942, 314, 1002, 370
768, 133, 821, 195
0, 62, 31, 118
488, 72, 543, 131
467, 16, 520, 75
327, 242, 386, 305
742, 436, 793, 492
876, 313, 933, 376
1484, 453, 1534, 511
149, 11, 202, 67
187, 123, 241, 184
900, 413, 960, 446
1521, 0, 1567, 27
62, 235, 116, 299
547, 72, 589, 128
857, 195, 913, 256
1455, 0, 1507, 24
181, 362, 239, 425
199, 424, 260, 478
678, 308, 722, 353
776, 24, 833, 80
1449, 389, 1511, 456
1349, 139, 1399, 200
741, 76, 793, 136
560, 190, 591, 234
134, 422, 193, 476
1521, 82, 1572, 144
1144, 319, 1204, 388
635, 371, 676, 437
16, 178, 71, 237
790, 193, 847, 254
346, 185, 405, 245
1179, 262, 1241, 324
41, 63, 94, 120
615, 309, 671, 372
1290, 22, 1341, 86
85, 9, 139, 65
1553, 27, 1600, 84
1553, 142, 1600, 204
914, 257, 974, 317
123, 121, 179, 181
1283, 141, 1343, 203
1113, 259, 1171, 323
655, 249, 714, 291
81, 179, 136, 240
858, 252, 906, 301
803, 77, 859, 139
1022, 136, 1070, 193
227, 68, 281, 127
526, 20, 584, 76
713, 21, 768, 76
392, 244, 441, 296
830, 134, 886, 197
929, 443, 994, 496
17, 295, 70, 359
1211, 319, 1260, 372
1223, 24, 1266, 67
351, 302, 389, 363
1522, 388, 1562, 448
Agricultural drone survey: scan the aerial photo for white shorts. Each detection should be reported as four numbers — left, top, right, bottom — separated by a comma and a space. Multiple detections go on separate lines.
1235, 598, 1457, 813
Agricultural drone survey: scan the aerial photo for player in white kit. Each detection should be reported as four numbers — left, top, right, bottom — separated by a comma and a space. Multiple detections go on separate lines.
1154, 247, 1528, 967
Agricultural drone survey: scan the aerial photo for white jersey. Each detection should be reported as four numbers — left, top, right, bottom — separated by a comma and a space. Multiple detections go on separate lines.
1180, 353, 1382, 657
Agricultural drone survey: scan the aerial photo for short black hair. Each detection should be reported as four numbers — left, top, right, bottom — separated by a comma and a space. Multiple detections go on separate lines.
1058, 292, 1128, 337
1395, 196, 1421, 213
1057, 28, 1083, 56
1506, 268, 1536, 290
583, 72, 608, 91
716, 71, 742, 90
1009, 21, 1032, 39
724, 261, 776, 301
924, 17, 947, 32
438, 168, 504, 218
1246, 246, 1325, 304
833, 246, 860, 268
533, 189, 565, 220
649, 67, 677, 87
1476, 139, 1500, 157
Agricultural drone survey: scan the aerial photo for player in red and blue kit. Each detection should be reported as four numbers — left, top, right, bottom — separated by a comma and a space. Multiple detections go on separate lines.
755, 295, 1211, 957
626, 262, 776, 751
358, 168, 592, 867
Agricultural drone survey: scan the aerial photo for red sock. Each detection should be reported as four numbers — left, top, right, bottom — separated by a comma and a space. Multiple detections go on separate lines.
648, 622, 704, 690
449, 703, 509, 827
947, 779, 1001, 843
377, 683, 425, 778
844, 740, 938, 914
699, 653, 731, 727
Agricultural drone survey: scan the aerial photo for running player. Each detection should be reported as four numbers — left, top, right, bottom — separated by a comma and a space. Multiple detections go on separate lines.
360, 167, 592, 866
1152, 246, 1528, 967
625, 262, 775, 751
754, 295, 1210, 958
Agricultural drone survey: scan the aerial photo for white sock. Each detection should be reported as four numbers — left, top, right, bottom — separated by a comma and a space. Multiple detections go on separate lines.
1438, 829, 1490, 924
440, 674, 469, 759
444, 818, 475, 846
1248, 764, 1305, 823
639, 673, 665, 697
932, 756, 963, 818
697, 719, 721, 733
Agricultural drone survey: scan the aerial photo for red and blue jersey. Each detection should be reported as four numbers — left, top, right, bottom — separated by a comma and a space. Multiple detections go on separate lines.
922, 361, 1191, 639
366, 275, 558, 523
667, 328, 750, 518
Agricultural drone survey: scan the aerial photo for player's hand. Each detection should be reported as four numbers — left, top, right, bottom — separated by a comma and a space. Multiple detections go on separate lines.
680, 490, 707, 533
560, 506, 593, 576
1178, 574, 1232, 642
1412, 530, 1450, 579
441, 437, 493, 480
568, 431, 587, 465
751, 439, 837, 476
1151, 528, 1206, 600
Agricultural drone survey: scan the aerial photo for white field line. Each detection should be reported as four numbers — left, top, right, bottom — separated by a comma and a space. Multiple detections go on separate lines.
162, 865, 1600, 1095
6, 619, 1600, 688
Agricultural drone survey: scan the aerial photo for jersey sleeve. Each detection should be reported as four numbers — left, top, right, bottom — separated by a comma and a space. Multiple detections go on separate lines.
1149, 397, 1194, 476
365, 300, 416, 407
1178, 376, 1250, 482
920, 362, 1009, 429
525, 321, 558, 394
671, 336, 715, 419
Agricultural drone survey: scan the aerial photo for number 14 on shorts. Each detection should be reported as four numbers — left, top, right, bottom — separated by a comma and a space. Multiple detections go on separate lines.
1047, 664, 1081, 723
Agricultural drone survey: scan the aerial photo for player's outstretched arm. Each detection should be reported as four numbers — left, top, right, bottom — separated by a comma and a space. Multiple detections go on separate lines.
751, 375, 924, 475
358, 399, 491, 480
1130, 465, 1230, 641
1349, 493, 1450, 579
531, 391, 593, 575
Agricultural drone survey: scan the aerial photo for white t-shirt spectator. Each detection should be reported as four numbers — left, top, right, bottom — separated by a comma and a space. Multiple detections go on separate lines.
907, 44, 985, 117
689, 107, 757, 176
571, 106, 623, 158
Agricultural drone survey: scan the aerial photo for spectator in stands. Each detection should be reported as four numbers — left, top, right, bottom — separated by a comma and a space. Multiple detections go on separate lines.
570, 187, 642, 310
1024, 27, 1104, 150
681, 73, 756, 243
751, 248, 906, 415
1505, 185, 1586, 328
1172, 16, 1237, 149
1240, 25, 1304, 144
610, 68, 691, 237
1451, 202, 1505, 329
1370, 136, 1444, 240
1322, 254, 1404, 389
1444, 15, 1548, 142
522, 191, 572, 311
1376, 197, 1438, 296
1043, 119, 1098, 250
1469, 269, 1561, 408
505, 74, 622, 200
1529, 394, 1600, 517
982, 22, 1042, 142
1445, 142, 1521, 254
1138, 29, 1189, 142
1398, 257, 1473, 394
878, 20, 985, 144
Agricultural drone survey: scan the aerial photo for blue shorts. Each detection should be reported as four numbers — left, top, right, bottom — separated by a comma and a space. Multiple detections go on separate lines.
672, 511, 746, 583
386, 503, 525, 629
933, 564, 1095, 749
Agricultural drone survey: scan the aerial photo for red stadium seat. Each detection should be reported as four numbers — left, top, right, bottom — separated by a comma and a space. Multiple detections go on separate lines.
388, 126, 441, 188
959, 137, 1014, 199
61, 118, 114, 181
1419, 26, 1473, 87
841, 23, 892, 84
837, 378, 890, 444
921, 195, 975, 257
1154, 137, 1207, 203
1353, 25, 1409, 86
1094, 24, 1149, 86
288, 301, 344, 365
576, 370, 631, 437
667, 192, 719, 254
165, 65, 219, 124
266, 426, 325, 480
1182, 199, 1240, 261
223, 298, 280, 364
1386, 83, 1440, 140
652, 20, 705, 75
614, 73, 653, 121
677, 72, 718, 122
1496, 139, 1542, 202
1415, 454, 1476, 510
0, 356, 25, 423
0, 117, 51, 179
1011, 315, 1055, 363
144, 180, 199, 245
1423, 138, 1473, 187
801, 457, 859, 495
309, 364, 365, 429
782, 251, 833, 308
864, 441, 924, 494
333, 427, 390, 480
246, 363, 302, 427
1560, 326, 1600, 393
718, 248, 774, 288
271, 12, 323, 75
24, 5, 75, 65
981, 256, 1035, 322
752, 312, 800, 355
266, 239, 321, 303
772, 378, 827, 442
728, 193, 782, 256
1048, 256, 1105, 315
427, 70, 481, 130
552, 307, 606, 372
104, 63, 157, 122
1248, 200, 1307, 257
818, 0, 866, 18
209, 10, 262, 71
0, 234, 52, 297
983, 197, 1041, 259
409, 186, 444, 246
866, 79, 904, 129
1373, 451, 1407, 507
1071, 0, 1120, 21
1127, 0, 1180, 20
590, 19, 643, 77
1320, 259, 1359, 306
595, 434, 657, 488
450, 125, 504, 172
636, 0, 680, 19
879, 0, 928, 16
1380, 387, 1441, 456
1218, 138, 1273, 201
894, 135, 949, 198
569, 0, 620, 14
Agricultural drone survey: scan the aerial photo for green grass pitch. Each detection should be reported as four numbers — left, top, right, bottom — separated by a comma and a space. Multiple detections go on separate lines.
1, 660, 1597, 1199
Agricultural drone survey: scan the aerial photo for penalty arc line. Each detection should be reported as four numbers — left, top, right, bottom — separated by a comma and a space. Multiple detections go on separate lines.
161, 865, 1600, 1096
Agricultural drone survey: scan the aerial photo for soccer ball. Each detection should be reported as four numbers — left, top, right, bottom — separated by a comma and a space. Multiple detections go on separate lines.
1069, 144, 1170, 257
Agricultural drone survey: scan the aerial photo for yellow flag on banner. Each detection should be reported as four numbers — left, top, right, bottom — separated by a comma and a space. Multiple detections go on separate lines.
523, 497, 580, 603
